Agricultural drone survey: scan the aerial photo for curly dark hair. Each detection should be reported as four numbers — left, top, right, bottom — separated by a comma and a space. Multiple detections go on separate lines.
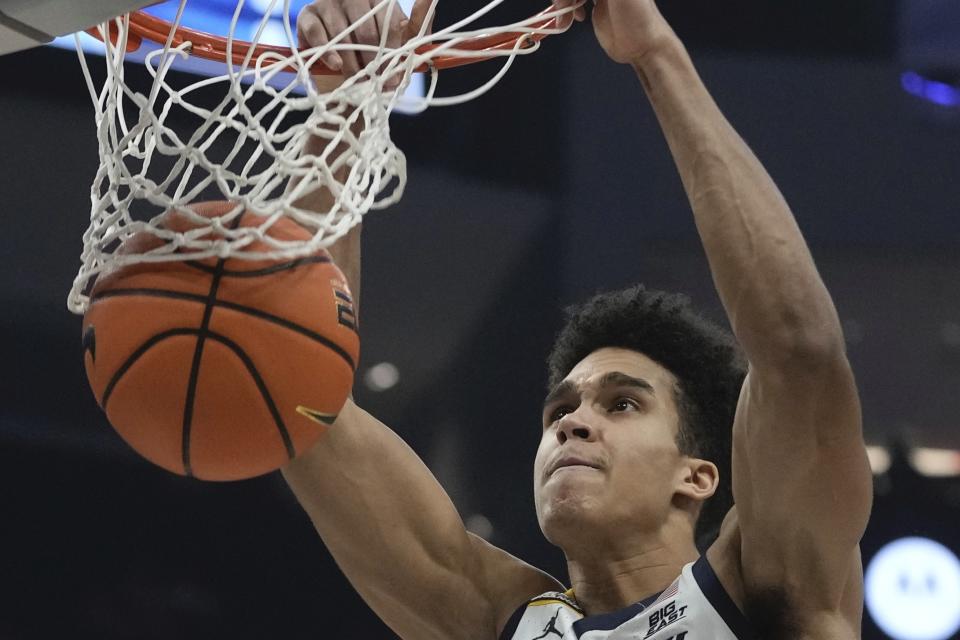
546, 285, 746, 549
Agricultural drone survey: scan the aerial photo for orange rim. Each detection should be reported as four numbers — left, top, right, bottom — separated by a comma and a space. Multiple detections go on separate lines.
85, 5, 562, 74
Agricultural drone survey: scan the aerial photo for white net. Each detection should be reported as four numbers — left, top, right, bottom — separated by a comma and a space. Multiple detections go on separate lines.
68, 0, 576, 313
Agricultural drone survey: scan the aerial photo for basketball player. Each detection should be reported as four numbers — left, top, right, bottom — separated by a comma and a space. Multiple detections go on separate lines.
284, 0, 873, 638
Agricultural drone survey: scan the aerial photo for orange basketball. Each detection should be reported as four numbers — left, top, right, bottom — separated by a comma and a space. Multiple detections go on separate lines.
81, 202, 359, 481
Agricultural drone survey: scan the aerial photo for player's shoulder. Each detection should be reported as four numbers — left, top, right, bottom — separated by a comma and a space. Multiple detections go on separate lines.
468, 535, 565, 639
498, 589, 584, 640
708, 506, 864, 639
705, 507, 748, 614
707, 506, 792, 635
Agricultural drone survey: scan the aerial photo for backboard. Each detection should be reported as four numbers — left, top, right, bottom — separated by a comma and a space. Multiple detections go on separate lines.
0, 0, 157, 55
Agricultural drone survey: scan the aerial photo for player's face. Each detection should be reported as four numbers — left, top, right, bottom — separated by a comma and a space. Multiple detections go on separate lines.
534, 347, 688, 545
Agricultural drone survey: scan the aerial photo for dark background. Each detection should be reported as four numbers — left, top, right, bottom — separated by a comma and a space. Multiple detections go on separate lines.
1, 0, 960, 637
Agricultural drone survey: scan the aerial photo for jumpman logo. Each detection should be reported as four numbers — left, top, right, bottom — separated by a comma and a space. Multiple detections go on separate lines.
530, 609, 564, 639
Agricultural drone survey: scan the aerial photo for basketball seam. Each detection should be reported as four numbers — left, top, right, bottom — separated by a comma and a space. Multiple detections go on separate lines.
89, 288, 357, 371
183, 255, 331, 278
181, 251, 230, 478
99, 328, 297, 469
101, 328, 198, 409
203, 331, 297, 462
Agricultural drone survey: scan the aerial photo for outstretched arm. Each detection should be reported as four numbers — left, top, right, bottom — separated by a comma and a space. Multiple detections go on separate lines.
284, 401, 559, 640
572, 0, 872, 628
283, 3, 559, 639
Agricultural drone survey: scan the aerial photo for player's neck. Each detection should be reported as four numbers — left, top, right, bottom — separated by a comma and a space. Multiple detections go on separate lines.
563, 522, 699, 616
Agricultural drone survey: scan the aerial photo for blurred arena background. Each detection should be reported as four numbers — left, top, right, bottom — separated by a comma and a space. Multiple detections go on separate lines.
1, 0, 960, 637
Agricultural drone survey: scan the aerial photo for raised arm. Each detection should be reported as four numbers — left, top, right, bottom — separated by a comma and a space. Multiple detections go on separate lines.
282, 3, 559, 639
578, 0, 872, 630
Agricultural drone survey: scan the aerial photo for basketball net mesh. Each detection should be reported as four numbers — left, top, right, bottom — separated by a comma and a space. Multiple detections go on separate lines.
68, 0, 574, 313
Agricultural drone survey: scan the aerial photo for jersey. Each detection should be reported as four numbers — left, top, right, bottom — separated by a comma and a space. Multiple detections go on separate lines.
499, 556, 755, 640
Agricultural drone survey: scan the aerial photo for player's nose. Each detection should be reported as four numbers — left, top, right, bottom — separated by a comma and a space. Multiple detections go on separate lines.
556, 411, 597, 444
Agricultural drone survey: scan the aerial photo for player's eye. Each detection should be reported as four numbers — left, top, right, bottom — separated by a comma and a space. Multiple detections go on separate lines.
548, 406, 572, 423
610, 398, 639, 413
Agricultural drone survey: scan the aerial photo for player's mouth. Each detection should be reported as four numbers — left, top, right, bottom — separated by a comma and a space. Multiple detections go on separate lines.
548, 455, 603, 478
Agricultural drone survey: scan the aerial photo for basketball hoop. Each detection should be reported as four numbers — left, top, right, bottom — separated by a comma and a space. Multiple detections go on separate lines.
87, 4, 564, 72
68, 0, 577, 314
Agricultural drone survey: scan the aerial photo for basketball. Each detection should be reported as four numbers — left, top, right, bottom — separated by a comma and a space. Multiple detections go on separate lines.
81, 202, 359, 481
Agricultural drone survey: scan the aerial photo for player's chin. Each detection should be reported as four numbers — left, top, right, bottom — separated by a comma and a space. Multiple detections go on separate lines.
537, 490, 604, 542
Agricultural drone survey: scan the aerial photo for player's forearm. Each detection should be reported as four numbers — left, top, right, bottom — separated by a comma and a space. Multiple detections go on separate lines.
291, 74, 363, 302
283, 405, 471, 577
635, 38, 844, 365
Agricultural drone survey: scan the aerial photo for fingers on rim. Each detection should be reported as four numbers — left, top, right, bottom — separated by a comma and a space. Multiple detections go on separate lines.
298, 0, 423, 78
342, 0, 382, 74
301, 13, 344, 71
407, 0, 436, 38
318, 2, 358, 73
380, 3, 404, 86
296, 6, 320, 46
382, 1, 404, 51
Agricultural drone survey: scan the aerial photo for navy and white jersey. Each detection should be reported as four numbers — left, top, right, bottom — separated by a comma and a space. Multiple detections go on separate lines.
499, 556, 755, 640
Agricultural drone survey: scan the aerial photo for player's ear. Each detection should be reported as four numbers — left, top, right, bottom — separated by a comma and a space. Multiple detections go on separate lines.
675, 458, 718, 504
